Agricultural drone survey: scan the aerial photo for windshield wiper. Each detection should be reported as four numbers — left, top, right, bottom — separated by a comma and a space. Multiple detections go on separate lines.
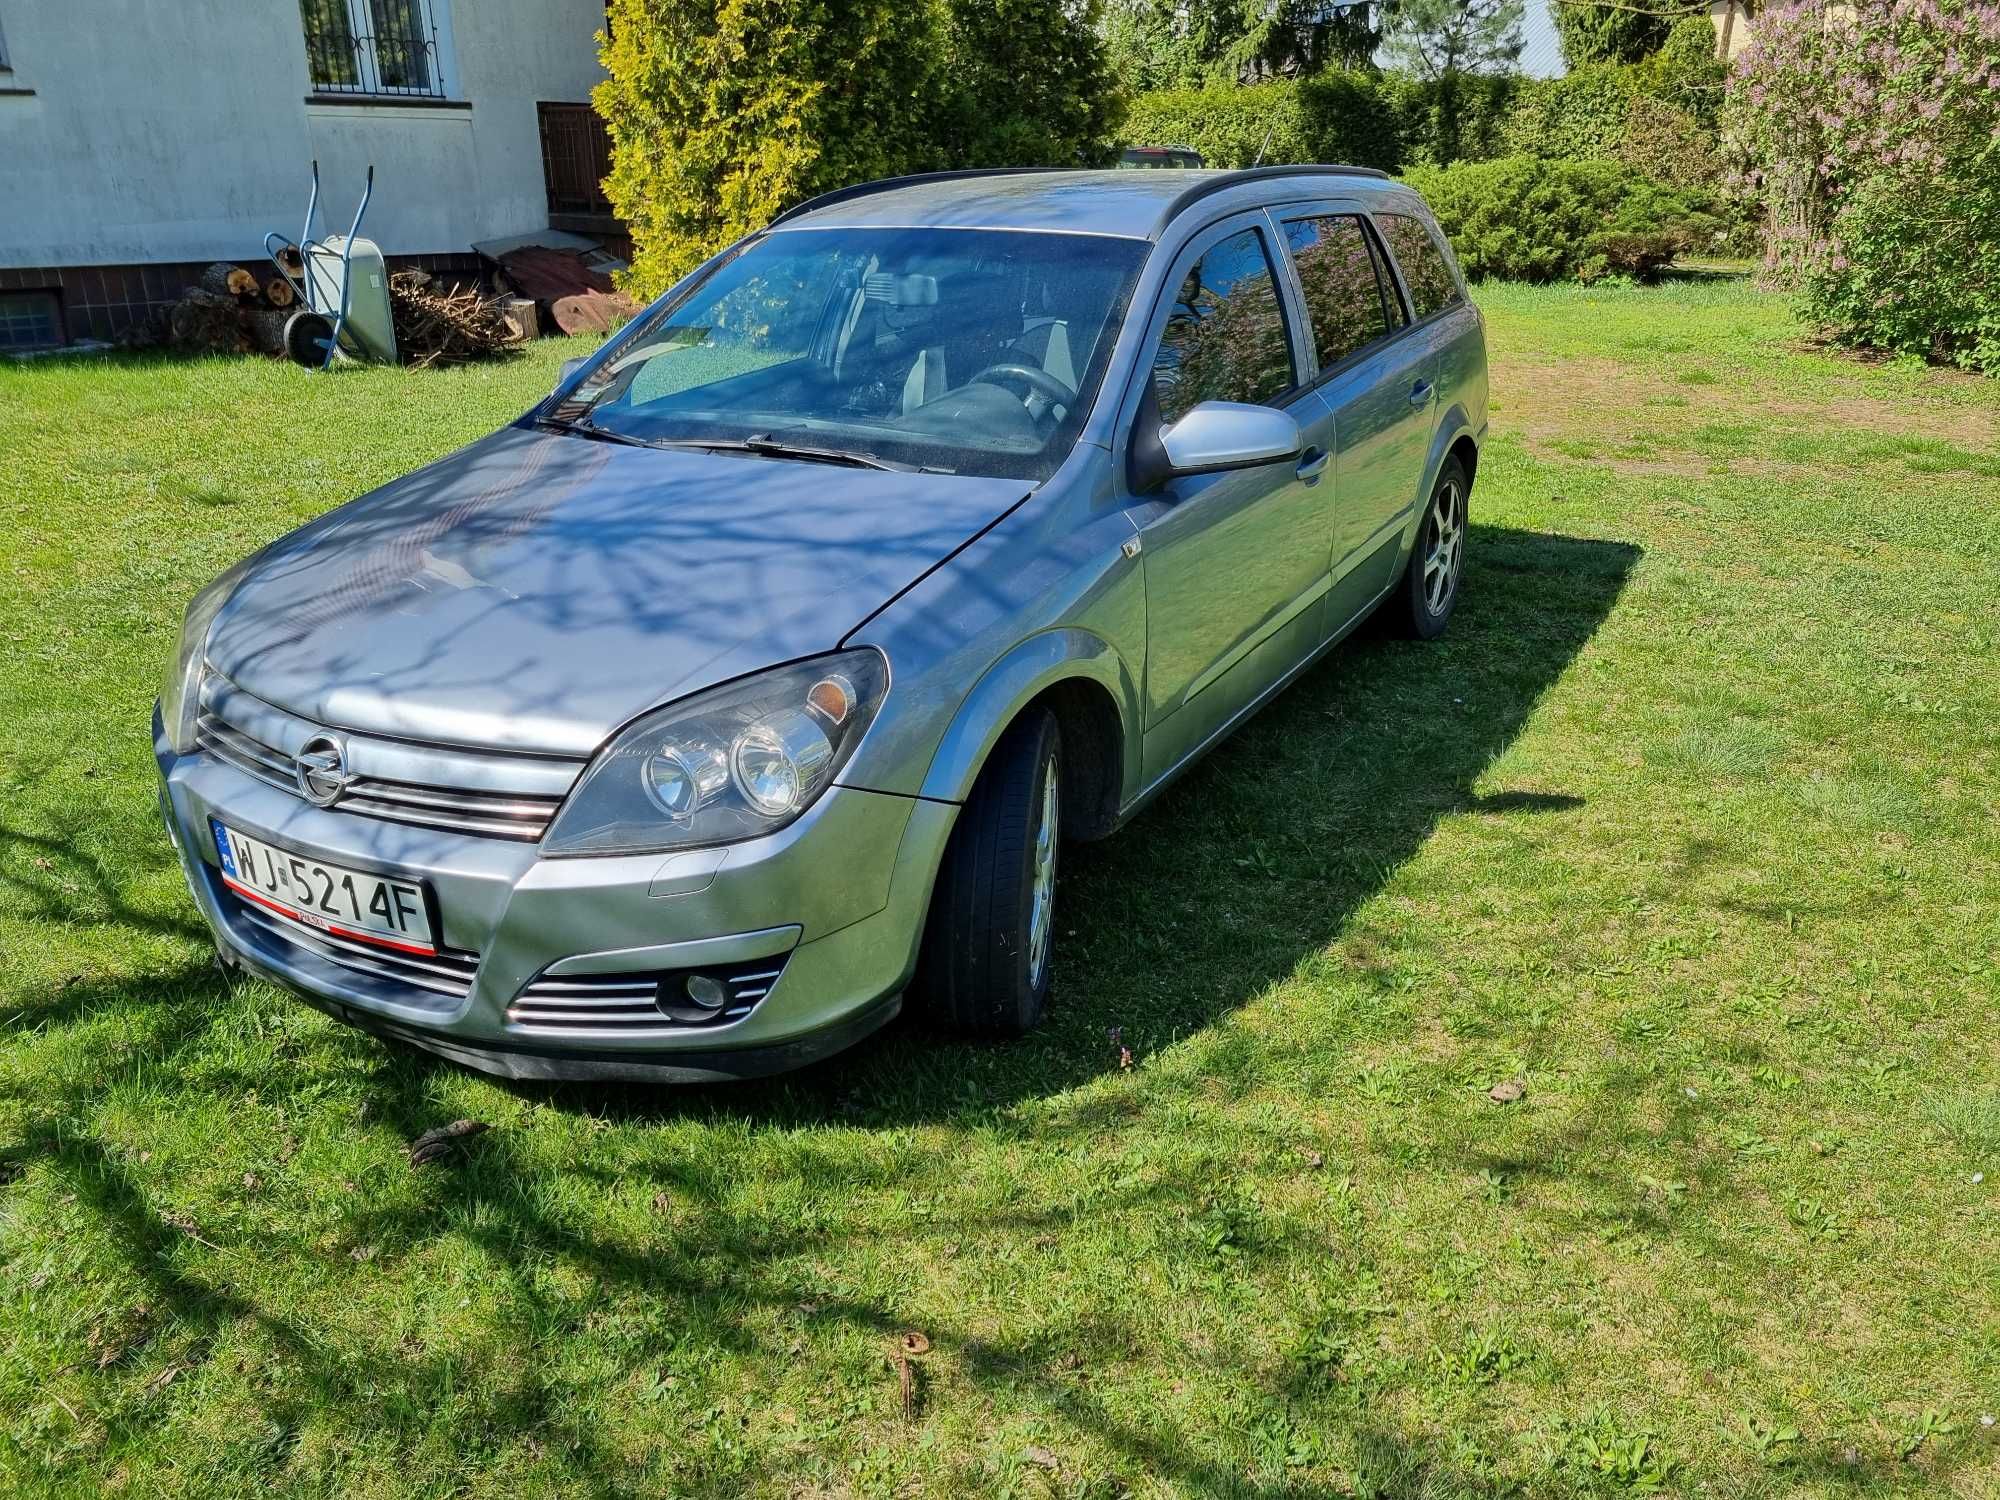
542, 421, 948, 474
538, 415, 658, 449
663, 434, 920, 473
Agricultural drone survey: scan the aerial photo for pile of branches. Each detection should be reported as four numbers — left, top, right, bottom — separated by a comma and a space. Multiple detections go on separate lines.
388, 269, 517, 368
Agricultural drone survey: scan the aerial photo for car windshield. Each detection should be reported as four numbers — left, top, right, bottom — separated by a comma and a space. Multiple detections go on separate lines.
550, 226, 1149, 482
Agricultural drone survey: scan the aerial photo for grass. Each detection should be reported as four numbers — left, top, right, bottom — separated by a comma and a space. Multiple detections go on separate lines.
2, 279, 1998, 1497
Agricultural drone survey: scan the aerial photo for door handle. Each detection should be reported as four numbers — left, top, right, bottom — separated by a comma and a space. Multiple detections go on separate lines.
1296, 446, 1330, 481
1408, 380, 1433, 407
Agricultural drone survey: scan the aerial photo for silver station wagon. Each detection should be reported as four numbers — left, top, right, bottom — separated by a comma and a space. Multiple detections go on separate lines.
154, 165, 1487, 1082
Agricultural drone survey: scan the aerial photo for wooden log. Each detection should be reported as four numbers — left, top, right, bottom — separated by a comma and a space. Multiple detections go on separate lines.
264, 277, 296, 309
243, 308, 290, 357
168, 288, 253, 355
500, 296, 538, 342
198, 262, 239, 297
226, 266, 259, 299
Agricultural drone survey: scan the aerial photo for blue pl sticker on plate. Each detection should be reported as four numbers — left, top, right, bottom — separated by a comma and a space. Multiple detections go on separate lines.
211, 819, 238, 878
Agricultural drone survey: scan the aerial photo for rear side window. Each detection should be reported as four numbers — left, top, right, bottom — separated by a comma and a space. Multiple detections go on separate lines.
1282, 215, 1394, 372
1150, 228, 1296, 423
1376, 213, 1461, 322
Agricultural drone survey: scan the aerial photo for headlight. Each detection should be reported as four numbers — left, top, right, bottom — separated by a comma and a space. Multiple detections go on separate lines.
159, 556, 258, 754
541, 650, 888, 857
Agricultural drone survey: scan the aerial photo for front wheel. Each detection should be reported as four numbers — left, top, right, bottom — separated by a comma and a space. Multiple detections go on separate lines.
912, 709, 1061, 1037
1391, 458, 1469, 639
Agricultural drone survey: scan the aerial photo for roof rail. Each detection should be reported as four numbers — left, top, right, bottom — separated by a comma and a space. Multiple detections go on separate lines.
765, 162, 1399, 239
769, 168, 1057, 227
1154, 164, 1394, 235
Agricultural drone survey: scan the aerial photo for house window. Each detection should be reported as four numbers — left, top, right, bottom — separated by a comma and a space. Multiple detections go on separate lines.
0, 292, 64, 351
300, 0, 456, 99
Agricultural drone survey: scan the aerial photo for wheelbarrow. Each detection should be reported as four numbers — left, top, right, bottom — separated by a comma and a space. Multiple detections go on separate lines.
265, 161, 398, 371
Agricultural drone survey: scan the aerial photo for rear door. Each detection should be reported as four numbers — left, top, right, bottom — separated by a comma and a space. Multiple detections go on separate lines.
1355, 209, 1478, 593
1269, 205, 1427, 633
1121, 212, 1335, 783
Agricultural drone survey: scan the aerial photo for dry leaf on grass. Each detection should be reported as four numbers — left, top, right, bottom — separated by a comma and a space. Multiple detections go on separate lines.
408, 1119, 490, 1166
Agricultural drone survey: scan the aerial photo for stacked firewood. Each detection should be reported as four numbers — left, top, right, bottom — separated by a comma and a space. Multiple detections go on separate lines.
161, 262, 300, 356
387, 269, 518, 368
153, 260, 520, 366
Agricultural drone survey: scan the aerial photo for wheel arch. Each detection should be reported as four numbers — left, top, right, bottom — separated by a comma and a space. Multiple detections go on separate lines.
1400, 412, 1484, 554
915, 628, 1140, 840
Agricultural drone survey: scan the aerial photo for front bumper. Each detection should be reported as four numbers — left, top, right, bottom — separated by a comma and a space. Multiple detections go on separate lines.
155, 710, 956, 1082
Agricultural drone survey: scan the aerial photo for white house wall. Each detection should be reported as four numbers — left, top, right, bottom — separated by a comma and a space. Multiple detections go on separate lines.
0, 0, 606, 268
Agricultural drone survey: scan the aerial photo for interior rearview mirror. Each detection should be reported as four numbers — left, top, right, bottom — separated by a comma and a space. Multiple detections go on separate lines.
1130, 399, 1304, 493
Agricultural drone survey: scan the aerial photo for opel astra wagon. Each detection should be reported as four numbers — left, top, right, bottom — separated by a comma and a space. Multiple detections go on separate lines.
154, 165, 1488, 1082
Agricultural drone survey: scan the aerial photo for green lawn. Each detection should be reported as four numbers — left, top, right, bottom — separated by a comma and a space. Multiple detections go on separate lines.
2, 281, 1997, 1498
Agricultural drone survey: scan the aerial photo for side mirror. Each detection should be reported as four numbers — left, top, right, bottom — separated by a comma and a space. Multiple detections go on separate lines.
556, 355, 588, 391
1129, 396, 1303, 494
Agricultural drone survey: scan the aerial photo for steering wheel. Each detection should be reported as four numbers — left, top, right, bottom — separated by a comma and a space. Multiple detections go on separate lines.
968, 361, 1078, 409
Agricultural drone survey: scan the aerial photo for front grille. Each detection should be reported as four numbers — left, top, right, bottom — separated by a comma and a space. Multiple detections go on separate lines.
507, 957, 784, 1034
227, 884, 481, 1000
196, 712, 567, 842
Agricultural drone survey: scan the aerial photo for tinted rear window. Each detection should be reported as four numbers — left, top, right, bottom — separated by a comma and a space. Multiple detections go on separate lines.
1376, 213, 1461, 322
1282, 215, 1393, 372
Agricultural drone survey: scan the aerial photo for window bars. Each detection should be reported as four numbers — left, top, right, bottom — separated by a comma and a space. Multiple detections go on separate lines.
300, 0, 447, 99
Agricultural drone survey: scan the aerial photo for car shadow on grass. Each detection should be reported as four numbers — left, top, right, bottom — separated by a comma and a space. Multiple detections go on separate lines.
492, 523, 1645, 1128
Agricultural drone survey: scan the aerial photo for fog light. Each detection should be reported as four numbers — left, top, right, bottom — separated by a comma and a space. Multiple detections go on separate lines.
655, 971, 731, 1025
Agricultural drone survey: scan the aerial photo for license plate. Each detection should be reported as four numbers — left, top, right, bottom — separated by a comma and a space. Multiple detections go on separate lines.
211, 819, 436, 955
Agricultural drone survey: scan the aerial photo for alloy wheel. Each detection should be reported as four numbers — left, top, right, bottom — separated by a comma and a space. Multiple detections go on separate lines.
1422, 478, 1464, 617
1026, 756, 1059, 990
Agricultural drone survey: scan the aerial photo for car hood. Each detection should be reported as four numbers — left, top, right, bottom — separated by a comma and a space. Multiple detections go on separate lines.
204, 424, 1027, 755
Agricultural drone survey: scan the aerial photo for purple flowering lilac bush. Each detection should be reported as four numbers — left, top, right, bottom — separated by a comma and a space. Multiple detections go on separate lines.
1728, 0, 2000, 372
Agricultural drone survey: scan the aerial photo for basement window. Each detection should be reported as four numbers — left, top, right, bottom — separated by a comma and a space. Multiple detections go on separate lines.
0, 291, 63, 351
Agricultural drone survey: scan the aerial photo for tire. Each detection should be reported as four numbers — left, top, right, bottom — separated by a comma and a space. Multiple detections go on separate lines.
913, 708, 1062, 1037
1391, 456, 1470, 640
283, 310, 336, 369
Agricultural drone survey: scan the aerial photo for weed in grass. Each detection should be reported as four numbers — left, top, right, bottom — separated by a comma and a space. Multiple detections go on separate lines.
1929, 1091, 2000, 1155
1786, 1196, 1850, 1243
1433, 1329, 1531, 1386
1558, 1408, 1677, 1491
1739, 1414, 1801, 1465
1897, 1407, 1956, 1460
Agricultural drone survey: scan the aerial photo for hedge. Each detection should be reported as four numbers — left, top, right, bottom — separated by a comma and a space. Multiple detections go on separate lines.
1404, 156, 1725, 283
1121, 74, 1404, 172
597, 0, 1121, 296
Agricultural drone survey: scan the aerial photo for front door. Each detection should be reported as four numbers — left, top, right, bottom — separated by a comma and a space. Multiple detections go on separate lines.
1125, 215, 1334, 785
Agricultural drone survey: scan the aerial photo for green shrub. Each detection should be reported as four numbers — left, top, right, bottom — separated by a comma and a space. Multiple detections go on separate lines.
1121, 74, 1403, 171
1404, 155, 1721, 283
1553, 0, 1679, 68
1613, 96, 1724, 195
597, 0, 1122, 298
935, 0, 1125, 170
1499, 63, 1635, 162
597, 0, 949, 295
1807, 174, 2000, 377
1728, 0, 2000, 373
1384, 72, 1519, 166
1635, 16, 1729, 127
1499, 46, 1732, 200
